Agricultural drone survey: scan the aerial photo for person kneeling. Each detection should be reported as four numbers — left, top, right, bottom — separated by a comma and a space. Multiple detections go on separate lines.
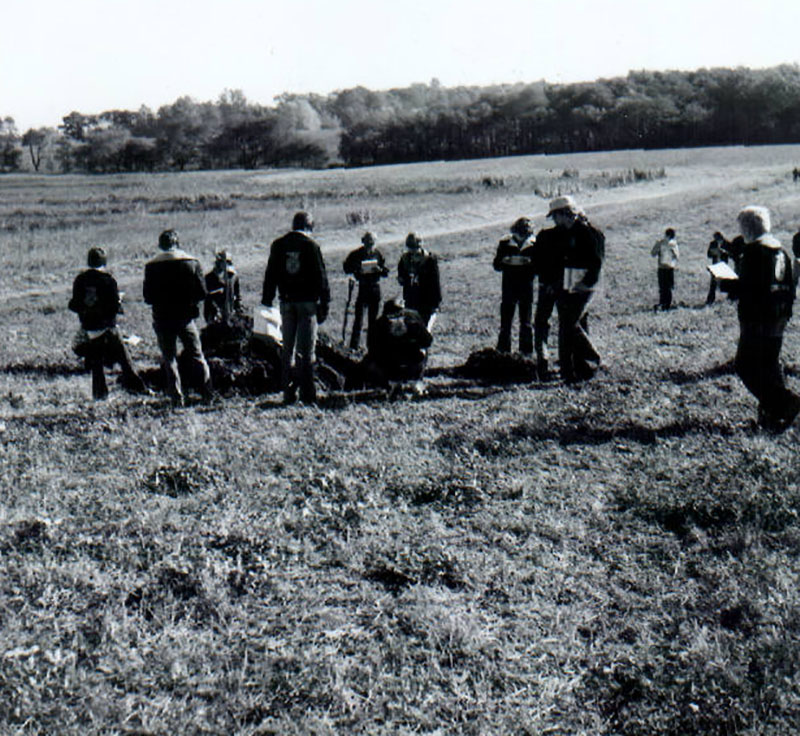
362, 299, 432, 390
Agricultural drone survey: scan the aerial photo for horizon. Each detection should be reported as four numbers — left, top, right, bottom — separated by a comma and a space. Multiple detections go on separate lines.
3, 0, 800, 132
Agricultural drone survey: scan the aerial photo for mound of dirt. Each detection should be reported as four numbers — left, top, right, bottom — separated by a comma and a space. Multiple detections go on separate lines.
453, 347, 539, 383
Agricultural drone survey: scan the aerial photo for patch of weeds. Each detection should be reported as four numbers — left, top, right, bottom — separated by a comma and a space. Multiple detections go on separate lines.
3, 518, 49, 553
362, 543, 466, 594
142, 462, 215, 497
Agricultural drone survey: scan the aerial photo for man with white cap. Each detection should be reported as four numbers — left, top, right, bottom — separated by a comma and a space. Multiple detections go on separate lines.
735, 205, 799, 432
537, 195, 605, 383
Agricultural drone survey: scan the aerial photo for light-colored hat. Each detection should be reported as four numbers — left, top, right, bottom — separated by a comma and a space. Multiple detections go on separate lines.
547, 195, 581, 217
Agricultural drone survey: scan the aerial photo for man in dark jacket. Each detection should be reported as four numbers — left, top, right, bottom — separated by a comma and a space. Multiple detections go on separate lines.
143, 229, 212, 407
343, 231, 389, 350
494, 217, 536, 355
542, 196, 605, 383
706, 231, 730, 305
69, 247, 148, 400
734, 206, 799, 432
262, 211, 330, 404
362, 299, 433, 388
397, 233, 441, 327
204, 250, 241, 325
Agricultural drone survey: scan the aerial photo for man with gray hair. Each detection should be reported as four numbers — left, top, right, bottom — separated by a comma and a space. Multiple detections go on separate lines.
735, 205, 799, 432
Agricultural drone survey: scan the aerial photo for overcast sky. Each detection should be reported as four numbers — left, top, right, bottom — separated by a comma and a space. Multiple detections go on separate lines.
3, 0, 800, 131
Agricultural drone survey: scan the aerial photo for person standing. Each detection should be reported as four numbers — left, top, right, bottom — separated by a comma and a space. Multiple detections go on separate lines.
261, 211, 330, 405
706, 231, 730, 305
343, 231, 389, 350
734, 206, 800, 432
544, 196, 605, 384
493, 217, 536, 355
143, 229, 212, 407
204, 250, 242, 325
69, 246, 148, 400
651, 227, 679, 310
397, 233, 441, 327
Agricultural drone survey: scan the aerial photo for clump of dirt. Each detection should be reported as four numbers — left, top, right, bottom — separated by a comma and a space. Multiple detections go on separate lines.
453, 347, 539, 383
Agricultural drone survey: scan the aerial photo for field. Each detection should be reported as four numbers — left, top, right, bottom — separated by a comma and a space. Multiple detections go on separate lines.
2, 145, 800, 735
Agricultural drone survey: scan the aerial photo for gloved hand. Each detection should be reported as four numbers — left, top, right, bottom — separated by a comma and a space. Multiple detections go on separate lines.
317, 302, 329, 325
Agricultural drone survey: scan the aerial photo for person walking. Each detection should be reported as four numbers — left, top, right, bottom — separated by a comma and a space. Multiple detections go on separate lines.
397, 233, 441, 327
343, 231, 389, 350
734, 205, 800, 432
493, 217, 536, 355
651, 227, 679, 310
143, 229, 212, 407
261, 211, 330, 405
542, 196, 605, 384
69, 246, 148, 400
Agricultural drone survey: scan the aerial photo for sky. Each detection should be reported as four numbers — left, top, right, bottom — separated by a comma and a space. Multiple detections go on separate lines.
3, 0, 800, 131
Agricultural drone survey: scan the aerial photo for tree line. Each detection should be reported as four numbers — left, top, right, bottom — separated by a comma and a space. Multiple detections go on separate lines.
3, 64, 800, 174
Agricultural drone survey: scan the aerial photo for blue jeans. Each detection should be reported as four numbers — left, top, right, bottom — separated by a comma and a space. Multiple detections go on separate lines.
154, 319, 210, 401
280, 301, 318, 402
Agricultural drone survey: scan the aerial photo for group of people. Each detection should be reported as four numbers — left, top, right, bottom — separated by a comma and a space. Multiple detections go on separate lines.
68, 195, 800, 432
493, 195, 605, 383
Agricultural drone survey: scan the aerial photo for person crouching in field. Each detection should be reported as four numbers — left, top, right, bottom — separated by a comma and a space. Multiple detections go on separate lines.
343, 231, 389, 350
69, 247, 148, 400
361, 298, 432, 391
143, 229, 213, 407
493, 217, 536, 356
651, 228, 679, 310
261, 211, 330, 405
734, 206, 800, 432
541, 196, 605, 384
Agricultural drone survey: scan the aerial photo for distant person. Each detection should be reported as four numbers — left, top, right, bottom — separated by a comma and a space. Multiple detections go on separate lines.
397, 233, 441, 327
542, 196, 605, 384
706, 231, 730, 305
723, 234, 745, 300
69, 246, 148, 400
261, 211, 330, 405
204, 250, 241, 325
143, 229, 212, 407
651, 227, 679, 310
734, 205, 799, 432
493, 217, 536, 355
343, 231, 389, 350
361, 298, 433, 389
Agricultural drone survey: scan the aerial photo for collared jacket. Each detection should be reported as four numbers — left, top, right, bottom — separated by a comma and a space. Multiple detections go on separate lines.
737, 234, 795, 324
262, 230, 330, 307
343, 246, 389, 296
534, 217, 605, 293
369, 307, 433, 369
69, 268, 122, 330
493, 234, 535, 300
651, 237, 679, 269
143, 248, 207, 323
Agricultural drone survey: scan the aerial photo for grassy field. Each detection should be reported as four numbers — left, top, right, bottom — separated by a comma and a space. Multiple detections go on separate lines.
2, 146, 800, 734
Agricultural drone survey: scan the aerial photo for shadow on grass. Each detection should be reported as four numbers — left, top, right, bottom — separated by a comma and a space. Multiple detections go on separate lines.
464, 414, 743, 455
1, 360, 86, 377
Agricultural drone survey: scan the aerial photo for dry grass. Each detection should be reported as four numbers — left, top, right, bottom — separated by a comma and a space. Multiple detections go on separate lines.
2, 145, 800, 734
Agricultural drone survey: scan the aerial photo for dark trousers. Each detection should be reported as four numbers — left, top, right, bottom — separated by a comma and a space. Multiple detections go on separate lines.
497, 294, 533, 354
706, 276, 717, 304
83, 328, 146, 399
736, 320, 799, 422
280, 300, 318, 403
657, 268, 675, 309
534, 283, 558, 361
557, 291, 600, 381
350, 291, 380, 350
